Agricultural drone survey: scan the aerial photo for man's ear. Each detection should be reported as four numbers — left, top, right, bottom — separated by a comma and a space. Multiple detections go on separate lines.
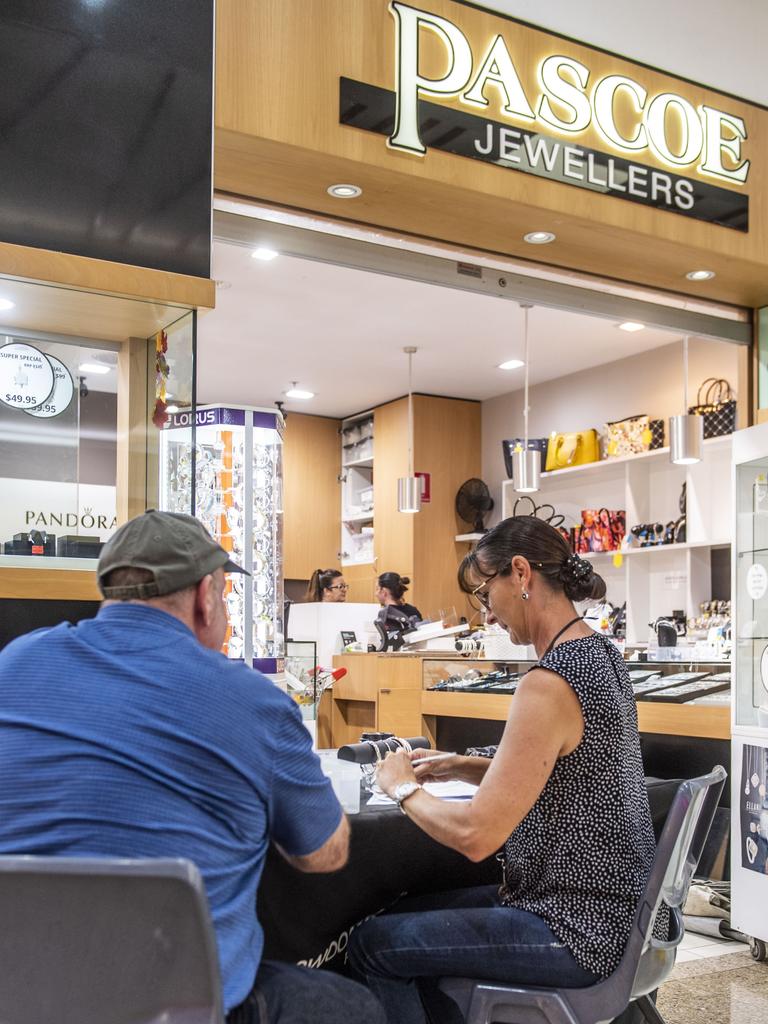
195, 574, 215, 626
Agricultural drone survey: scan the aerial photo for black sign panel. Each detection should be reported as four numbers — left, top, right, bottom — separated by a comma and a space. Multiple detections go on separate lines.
0, 1, 214, 277
340, 78, 748, 232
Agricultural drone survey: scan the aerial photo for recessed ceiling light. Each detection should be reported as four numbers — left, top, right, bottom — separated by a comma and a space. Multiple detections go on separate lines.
166, 405, 180, 414
327, 183, 363, 199
497, 358, 525, 370
523, 231, 556, 244
686, 270, 715, 281
618, 322, 645, 332
0, 298, 15, 311
78, 362, 111, 375
252, 248, 278, 261
285, 382, 315, 400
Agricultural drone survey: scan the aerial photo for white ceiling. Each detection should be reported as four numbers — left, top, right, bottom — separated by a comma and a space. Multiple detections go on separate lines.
475, 0, 768, 106
197, 240, 685, 419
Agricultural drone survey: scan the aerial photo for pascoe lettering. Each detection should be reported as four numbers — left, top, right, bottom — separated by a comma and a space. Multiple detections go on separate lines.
388, 2, 749, 186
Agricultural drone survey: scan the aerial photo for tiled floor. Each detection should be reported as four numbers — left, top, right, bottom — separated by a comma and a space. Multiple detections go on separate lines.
676, 930, 751, 963
658, 948, 768, 1024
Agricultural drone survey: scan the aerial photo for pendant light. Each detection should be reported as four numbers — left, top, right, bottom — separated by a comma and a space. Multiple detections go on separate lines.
669, 336, 703, 465
512, 303, 540, 493
398, 346, 421, 513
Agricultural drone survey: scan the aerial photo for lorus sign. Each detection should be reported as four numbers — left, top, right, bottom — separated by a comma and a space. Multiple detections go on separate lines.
339, 2, 750, 230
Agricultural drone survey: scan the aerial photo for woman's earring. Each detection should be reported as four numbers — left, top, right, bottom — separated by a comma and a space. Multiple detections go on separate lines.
521, 591, 530, 601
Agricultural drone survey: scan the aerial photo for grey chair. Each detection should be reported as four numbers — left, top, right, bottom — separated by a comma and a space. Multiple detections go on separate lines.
0, 856, 224, 1024
439, 765, 727, 1024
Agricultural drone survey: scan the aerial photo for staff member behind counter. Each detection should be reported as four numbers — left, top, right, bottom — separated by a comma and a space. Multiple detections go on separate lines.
349, 515, 667, 1024
376, 572, 422, 622
305, 568, 348, 602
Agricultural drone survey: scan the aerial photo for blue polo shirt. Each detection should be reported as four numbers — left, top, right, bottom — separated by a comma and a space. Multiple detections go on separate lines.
0, 603, 342, 1011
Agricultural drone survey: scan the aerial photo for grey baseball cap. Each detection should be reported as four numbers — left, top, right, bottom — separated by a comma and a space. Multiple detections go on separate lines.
97, 509, 248, 600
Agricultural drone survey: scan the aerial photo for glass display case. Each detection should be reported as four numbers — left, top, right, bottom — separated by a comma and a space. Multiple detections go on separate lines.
0, 279, 195, 570
285, 639, 319, 720
159, 405, 285, 673
731, 423, 768, 947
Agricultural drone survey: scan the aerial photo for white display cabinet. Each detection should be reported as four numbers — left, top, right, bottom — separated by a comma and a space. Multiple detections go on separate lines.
731, 422, 768, 951
159, 405, 285, 674
502, 436, 731, 646
340, 411, 374, 565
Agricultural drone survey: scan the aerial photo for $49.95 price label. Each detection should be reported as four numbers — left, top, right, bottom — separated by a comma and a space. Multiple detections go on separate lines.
0, 342, 55, 411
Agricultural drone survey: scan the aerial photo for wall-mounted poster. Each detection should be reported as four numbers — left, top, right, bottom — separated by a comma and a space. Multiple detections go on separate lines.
740, 744, 768, 874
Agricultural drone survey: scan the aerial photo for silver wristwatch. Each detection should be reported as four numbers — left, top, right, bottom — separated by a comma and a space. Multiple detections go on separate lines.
393, 781, 423, 813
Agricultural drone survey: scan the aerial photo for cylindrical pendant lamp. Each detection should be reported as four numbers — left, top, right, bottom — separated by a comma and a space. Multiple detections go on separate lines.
670, 413, 704, 465
398, 346, 421, 513
397, 476, 421, 513
512, 446, 540, 493
669, 336, 703, 466
514, 304, 540, 494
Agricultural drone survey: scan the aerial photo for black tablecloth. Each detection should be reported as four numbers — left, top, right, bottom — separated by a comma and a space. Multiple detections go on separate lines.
257, 778, 682, 971
258, 793, 499, 969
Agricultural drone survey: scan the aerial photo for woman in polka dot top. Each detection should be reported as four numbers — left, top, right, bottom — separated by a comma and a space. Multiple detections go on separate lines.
348, 514, 665, 1024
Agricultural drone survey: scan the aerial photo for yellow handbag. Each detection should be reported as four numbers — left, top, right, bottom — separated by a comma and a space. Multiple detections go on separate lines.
546, 429, 600, 471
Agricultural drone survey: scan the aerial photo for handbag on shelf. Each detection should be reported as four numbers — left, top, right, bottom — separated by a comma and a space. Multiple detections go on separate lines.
650, 419, 665, 449
689, 378, 737, 438
572, 508, 626, 553
604, 414, 665, 457
545, 429, 600, 472
502, 438, 548, 479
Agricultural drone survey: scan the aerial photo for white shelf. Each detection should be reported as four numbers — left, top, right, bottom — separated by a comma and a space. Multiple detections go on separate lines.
455, 532, 485, 542
342, 512, 374, 523
537, 434, 731, 480
582, 539, 732, 561
0, 555, 99, 570
343, 457, 373, 469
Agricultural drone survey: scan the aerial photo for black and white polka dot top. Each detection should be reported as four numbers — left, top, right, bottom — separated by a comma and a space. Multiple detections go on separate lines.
499, 633, 662, 979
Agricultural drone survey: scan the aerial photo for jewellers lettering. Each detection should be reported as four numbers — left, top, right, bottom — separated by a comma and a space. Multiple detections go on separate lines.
25, 511, 117, 530
339, 3, 750, 229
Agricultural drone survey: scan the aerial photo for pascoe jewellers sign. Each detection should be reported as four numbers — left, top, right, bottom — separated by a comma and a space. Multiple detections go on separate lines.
339, 2, 750, 230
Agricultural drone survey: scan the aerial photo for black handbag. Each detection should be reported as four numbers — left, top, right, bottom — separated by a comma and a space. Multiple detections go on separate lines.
502, 438, 548, 478
689, 378, 737, 439
650, 419, 665, 449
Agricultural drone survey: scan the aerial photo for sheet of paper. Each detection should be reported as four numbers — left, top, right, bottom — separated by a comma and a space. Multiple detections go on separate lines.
366, 781, 478, 806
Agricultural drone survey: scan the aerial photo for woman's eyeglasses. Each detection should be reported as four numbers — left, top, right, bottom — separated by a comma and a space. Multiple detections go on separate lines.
328, 583, 349, 591
469, 561, 544, 609
470, 572, 498, 610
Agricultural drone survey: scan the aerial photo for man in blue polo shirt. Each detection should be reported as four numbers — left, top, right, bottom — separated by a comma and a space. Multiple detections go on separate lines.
0, 510, 385, 1024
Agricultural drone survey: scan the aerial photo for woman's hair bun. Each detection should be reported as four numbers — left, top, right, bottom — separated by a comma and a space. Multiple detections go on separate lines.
559, 554, 607, 603
400, 576, 410, 586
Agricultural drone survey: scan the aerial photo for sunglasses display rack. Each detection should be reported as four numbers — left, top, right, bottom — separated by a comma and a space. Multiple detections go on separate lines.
159, 405, 285, 673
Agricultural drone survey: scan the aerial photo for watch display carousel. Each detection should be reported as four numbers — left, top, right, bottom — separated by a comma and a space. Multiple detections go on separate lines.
159, 405, 285, 673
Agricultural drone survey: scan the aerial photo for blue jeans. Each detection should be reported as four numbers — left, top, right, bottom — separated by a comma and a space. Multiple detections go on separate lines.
347, 885, 599, 1024
227, 961, 387, 1024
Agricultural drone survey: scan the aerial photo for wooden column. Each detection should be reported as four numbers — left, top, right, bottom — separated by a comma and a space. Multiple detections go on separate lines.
116, 337, 150, 524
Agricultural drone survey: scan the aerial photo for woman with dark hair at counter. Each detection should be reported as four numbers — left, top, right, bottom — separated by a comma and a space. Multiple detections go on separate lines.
348, 515, 666, 1024
304, 568, 348, 603
376, 572, 422, 622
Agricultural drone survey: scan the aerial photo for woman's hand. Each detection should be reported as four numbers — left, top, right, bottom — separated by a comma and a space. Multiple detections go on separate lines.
409, 749, 491, 785
376, 749, 417, 798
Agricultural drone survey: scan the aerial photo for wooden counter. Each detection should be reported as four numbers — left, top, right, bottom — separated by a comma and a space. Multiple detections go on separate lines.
330, 652, 732, 746
0, 565, 100, 601
421, 689, 730, 741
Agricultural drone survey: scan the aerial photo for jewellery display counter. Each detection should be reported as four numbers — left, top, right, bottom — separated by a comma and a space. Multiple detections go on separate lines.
160, 405, 285, 673
731, 423, 768, 946
327, 651, 731, 749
